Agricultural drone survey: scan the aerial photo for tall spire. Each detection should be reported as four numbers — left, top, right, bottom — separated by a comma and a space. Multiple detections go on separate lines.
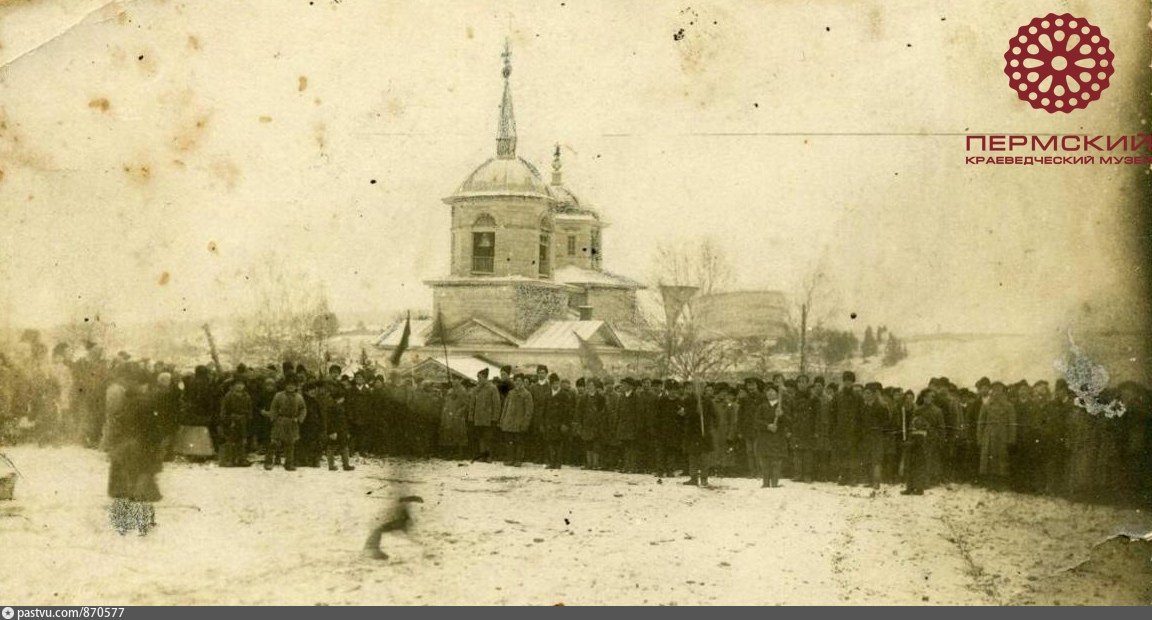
496, 38, 517, 159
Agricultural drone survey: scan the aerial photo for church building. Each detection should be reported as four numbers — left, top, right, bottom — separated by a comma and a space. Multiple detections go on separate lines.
376, 42, 656, 380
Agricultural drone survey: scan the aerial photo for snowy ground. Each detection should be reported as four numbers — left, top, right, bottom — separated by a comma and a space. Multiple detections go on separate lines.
1, 446, 1149, 606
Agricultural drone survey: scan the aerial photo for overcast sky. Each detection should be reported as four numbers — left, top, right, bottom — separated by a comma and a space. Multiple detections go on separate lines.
0, 0, 1147, 337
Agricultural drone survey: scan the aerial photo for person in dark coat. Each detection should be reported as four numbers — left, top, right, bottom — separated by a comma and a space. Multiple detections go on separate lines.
575, 378, 606, 469
527, 365, 552, 463
789, 375, 817, 482
218, 380, 252, 467
831, 371, 862, 485
860, 383, 892, 489
654, 380, 683, 478
736, 377, 764, 478
902, 405, 930, 496
322, 380, 355, 471
297, 382, 325, 467
756, 385, 790, 488
680, 383, 717, 487
106, 370, 164, 535
635, 378, 658, 472
812, 382, 835, 481
542, 374, 573, 469
615, 378, 640, 473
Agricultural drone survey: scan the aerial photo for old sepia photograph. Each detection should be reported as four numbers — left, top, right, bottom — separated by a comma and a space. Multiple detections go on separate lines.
0, 0, 1150, 607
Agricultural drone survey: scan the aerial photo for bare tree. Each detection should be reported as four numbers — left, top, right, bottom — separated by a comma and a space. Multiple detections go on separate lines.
651, 236, 733, 296
230, 253, 337, 369
639, 236, 739, 381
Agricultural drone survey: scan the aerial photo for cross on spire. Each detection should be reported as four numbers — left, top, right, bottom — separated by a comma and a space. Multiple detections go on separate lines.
496, 38, 517, 159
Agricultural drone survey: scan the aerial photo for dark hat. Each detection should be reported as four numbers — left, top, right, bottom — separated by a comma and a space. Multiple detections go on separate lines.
841, 371, 856, 383
976, 376, 992, 388
575, 377, 586, 387
812, 376, 826, 385
500, 365, 513, 374
865, 382, 882, 392
665, 379, 679, 389
477, 368, 489, 379
536, 364, 549, 373
622, 378, 636, 387
548, 372, 560, 382
329, 364, 342, 374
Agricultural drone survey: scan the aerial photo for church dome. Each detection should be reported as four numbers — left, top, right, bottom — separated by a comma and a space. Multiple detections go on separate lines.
450, 156, 554, 201
550, 184, 580, 209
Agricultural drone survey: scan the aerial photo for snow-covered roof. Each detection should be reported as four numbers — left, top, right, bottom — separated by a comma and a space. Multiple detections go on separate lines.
520, 320, 623, 350
553, 266, 644, 289
376, 319, 434, 348
414, 355, 503, 381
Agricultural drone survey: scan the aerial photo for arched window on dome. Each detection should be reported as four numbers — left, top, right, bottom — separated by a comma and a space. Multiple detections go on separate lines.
472, 213, 497, 274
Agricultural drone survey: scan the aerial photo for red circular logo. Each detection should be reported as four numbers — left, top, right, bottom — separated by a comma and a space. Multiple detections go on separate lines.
1003, 14, 1114, 113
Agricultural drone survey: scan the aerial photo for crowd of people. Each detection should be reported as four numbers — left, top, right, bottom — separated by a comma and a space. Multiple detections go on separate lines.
2, 341, 1151, 530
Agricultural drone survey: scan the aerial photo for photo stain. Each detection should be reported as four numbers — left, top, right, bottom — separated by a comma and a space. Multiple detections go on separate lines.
298, 76, 309, 92
121, 163, 152, 184
259, 115, 273, 123
158, 271, 170, 286
207, 241, 219, 254
88, 98, 111, 113
187, 35, 201, 51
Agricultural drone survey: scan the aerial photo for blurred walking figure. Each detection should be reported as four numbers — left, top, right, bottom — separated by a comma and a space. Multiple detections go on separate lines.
105, 368, 165, 535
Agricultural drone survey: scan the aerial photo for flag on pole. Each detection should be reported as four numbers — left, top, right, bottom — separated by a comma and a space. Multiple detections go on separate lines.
574, 330, 605, 377
389, 312, 411, 367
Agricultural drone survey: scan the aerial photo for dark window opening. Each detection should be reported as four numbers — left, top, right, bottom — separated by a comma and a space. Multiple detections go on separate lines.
472, 231, 495, 273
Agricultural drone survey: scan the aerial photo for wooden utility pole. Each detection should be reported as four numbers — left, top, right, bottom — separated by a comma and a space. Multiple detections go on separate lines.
799, 302, 809, 375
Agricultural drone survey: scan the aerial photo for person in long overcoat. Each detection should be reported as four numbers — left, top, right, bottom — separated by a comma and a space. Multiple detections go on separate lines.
542, 375, 574, 469
297, 382, 324, 467
710, 384, 738, 475
106, 373, 164, 535
575, 378, 606, 469
439, 378, 471, 459
812, 383, 835, 481
264, 379, 307, 471
527, 365, 552, 463
860, 384, 892, 489
977, 382, 1016, 486
499, 374, 534, 466
736, 378, 764, 477
756, 385, 790, 488
614, 379, 640, 472
831, 372, 862, 485
323, 381, 355, 471
654, 381, 684, 477
789, 377, 817, 482
218, 380, 252, 467
469, 368, 502, 461
680, 383, 717, 487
